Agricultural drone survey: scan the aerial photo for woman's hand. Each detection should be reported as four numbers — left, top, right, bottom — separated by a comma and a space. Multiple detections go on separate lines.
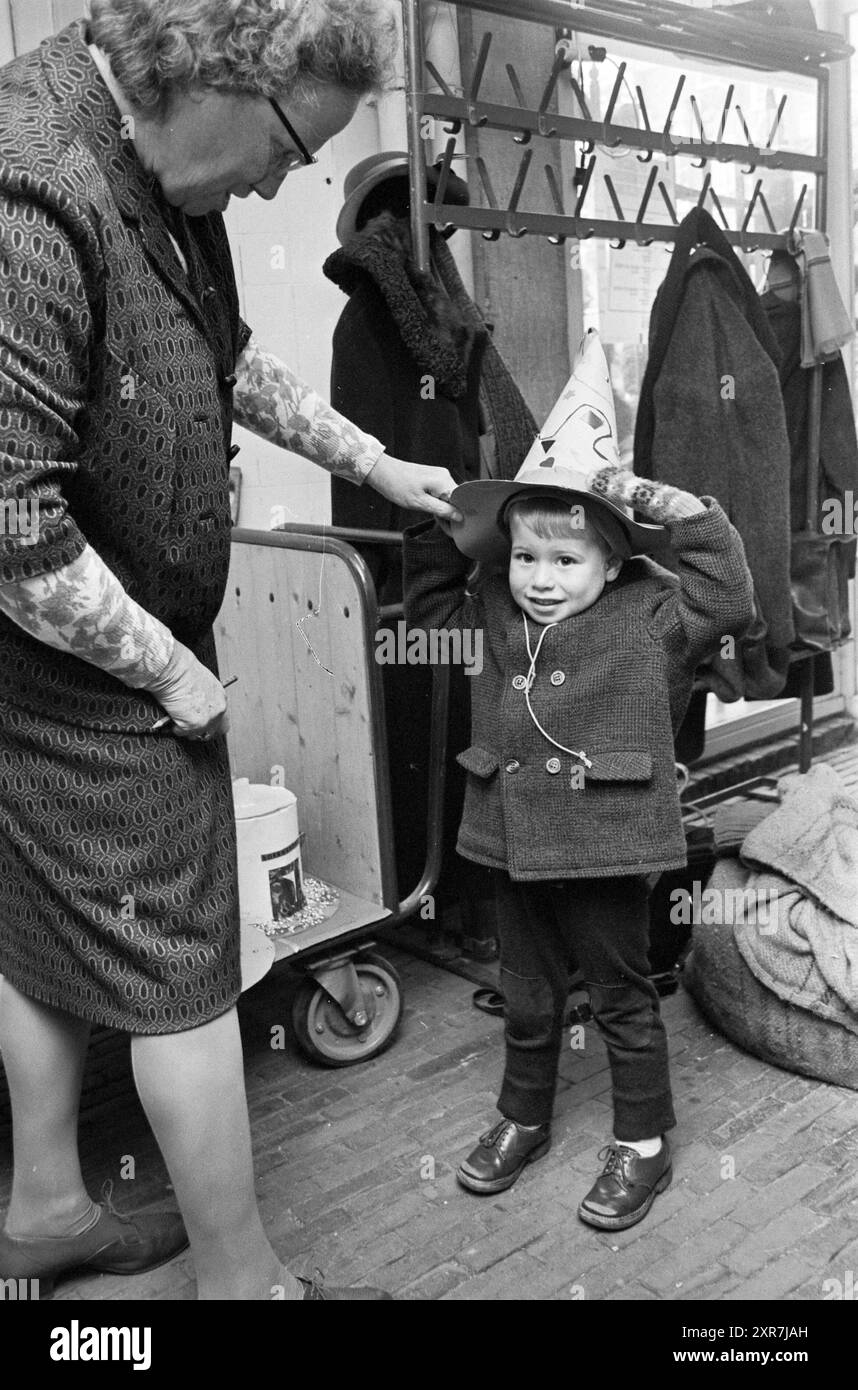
144, 640, 230, 741
366, 453, 463, 522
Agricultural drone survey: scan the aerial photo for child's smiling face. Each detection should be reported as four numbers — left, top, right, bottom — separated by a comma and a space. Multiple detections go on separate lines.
508, 514, 622, 625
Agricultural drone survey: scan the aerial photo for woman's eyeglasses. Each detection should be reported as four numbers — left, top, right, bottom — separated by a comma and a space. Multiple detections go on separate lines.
268, 98, 317, 169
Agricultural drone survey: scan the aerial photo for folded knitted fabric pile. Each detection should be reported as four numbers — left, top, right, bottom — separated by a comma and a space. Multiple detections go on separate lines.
684, 762, 858, 1089
711, 796, 778, 857
732, 762, 858, 1032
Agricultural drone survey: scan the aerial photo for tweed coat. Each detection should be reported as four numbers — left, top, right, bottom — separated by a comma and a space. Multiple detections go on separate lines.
404, 502, 755, 881
634, 210, 794, 702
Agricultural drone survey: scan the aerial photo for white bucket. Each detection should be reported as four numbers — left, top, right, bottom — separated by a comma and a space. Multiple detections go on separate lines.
233, 778, 305, 927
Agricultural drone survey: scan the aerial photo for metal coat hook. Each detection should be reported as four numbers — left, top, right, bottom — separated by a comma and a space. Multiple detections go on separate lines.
734, 104, 759, 175
569, 76, 595, 153
505, 63, 532, 145
543, 165, 567, 245
689, 95, 713, 169
633, 165, 658, 246
764, 94, 788, 169
635, 86, 654, 163
603, 173, 627, 250
466, 31, 493, 128
505, 148, 533, 238
715, 84, 734, 161
756, 186, 778, 236
601, 62, 627, 149
423, 59, 462, 136
740, 179, 764, 253
787, 183, 808, 236
658, 180, 679, 227
432, 137, 457, 234
696, 171, 713, 210
662, 74, 686, 157
536, 51, 566, 139
474, 155, 501, 241
707, 185, 730, 230
573, 153, 597, 240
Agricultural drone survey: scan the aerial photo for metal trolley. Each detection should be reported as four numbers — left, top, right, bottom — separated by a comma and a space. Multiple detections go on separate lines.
216, 523, 449, 1068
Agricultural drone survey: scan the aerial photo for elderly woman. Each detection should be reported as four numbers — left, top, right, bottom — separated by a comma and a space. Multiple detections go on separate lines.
0, 1, 457, 1301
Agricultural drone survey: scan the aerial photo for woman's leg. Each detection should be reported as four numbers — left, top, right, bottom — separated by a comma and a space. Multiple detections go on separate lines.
0, 979, 93, 1235
130, 1007, 299, 1301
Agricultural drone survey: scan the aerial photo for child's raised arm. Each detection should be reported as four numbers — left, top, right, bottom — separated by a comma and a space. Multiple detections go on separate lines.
403, 518, 480, 636
589, 467, 756, 668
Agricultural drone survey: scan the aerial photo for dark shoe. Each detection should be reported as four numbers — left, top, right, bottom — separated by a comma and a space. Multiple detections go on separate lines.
457, 1118, 551, 1195
299, 1275, 394, 1301
578, 1138, 672, 1231
0, 1189, 188, 1297
472, 987, 504, 1016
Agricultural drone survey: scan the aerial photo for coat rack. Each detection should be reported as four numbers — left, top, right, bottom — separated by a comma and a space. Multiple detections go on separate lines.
403, 1, 835, 269
402, 0, 851, 776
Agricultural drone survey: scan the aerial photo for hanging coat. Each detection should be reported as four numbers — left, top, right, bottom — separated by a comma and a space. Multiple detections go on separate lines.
635, 209, 794, 701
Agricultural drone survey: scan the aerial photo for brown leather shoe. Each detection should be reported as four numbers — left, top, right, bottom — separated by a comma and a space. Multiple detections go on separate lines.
0, 1191, 188, 1297
457, 1118, 551, 1195
299, 1275, 394, 1300
578, 1138, 672, 1230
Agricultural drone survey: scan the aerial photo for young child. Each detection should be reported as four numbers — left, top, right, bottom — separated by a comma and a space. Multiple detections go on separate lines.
403, 331, 755, 1230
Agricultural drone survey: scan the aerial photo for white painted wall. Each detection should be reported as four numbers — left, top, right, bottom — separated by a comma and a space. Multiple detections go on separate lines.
224, 98, 393, 530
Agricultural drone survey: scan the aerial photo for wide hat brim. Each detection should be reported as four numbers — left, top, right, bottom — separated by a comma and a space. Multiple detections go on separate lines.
449, 468, 666, 564
336, 152, 470, 245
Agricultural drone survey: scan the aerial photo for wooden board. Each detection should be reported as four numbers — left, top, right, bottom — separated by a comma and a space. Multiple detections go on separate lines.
215, 538, 387, 909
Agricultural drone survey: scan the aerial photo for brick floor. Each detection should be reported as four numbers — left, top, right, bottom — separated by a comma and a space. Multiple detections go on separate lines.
2, 940, 857, 1302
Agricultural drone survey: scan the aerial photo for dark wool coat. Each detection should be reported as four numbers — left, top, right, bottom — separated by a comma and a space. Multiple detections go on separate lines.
322, 216, 490, 897
635, 211, 794, 702
404, 502, 755, 881
323, 215, 486, 602
762, 290, 858, 556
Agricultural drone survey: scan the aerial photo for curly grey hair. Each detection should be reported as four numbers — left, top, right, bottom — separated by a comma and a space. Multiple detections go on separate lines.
88, 0, 398, 111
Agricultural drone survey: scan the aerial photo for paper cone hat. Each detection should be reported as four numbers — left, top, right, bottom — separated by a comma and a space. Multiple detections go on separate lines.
449, 329, 665, 562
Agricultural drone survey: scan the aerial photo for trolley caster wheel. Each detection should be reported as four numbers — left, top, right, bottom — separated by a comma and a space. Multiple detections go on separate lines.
291, 952, 403, 1067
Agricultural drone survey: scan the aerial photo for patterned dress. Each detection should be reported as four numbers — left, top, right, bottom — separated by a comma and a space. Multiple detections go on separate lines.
0, 24, 373, 1032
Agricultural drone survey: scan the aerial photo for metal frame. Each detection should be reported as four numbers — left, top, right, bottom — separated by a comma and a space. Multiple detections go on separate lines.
403, 0, 838, 270
235, 524, 449, 931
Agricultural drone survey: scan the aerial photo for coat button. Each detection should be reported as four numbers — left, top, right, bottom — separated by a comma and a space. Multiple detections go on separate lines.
512, 675, 527, 691
222, 373, 238, 389
505, 760, 521, 774
550, 670, 566, 686
546, 757, 561, 774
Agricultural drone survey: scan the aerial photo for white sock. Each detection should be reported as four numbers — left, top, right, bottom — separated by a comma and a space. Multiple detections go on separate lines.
616, 1136, 662, 1158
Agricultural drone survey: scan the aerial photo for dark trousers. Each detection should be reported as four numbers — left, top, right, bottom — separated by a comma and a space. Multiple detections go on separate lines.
494, 872, 676, 1140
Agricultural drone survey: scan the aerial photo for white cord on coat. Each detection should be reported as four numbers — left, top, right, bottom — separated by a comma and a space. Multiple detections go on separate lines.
522, 616, 592, 769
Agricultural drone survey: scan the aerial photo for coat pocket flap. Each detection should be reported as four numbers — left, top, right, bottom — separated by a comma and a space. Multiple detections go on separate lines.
455, 746, 500, 779
585, 749, 653, 782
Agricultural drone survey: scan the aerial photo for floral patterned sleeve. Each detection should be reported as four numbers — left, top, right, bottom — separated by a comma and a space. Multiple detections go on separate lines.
232, 335, 384, 484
